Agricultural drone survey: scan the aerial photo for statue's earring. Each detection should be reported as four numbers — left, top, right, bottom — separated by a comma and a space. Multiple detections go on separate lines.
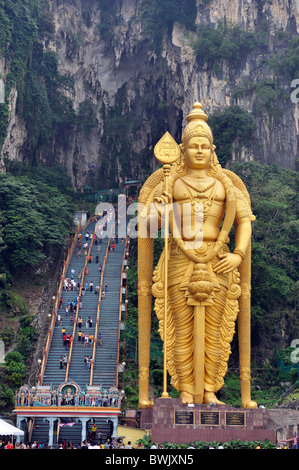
175, 144, 185, 174
208, 145, 220, 175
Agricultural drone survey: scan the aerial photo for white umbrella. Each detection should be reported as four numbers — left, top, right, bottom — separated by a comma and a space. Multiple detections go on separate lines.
0, 419, 24, 437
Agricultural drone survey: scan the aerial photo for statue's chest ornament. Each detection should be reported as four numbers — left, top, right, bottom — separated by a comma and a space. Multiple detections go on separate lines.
181, 177, 217, 222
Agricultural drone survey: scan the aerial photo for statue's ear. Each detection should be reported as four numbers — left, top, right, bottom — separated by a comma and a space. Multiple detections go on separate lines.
212, 145, 216, 151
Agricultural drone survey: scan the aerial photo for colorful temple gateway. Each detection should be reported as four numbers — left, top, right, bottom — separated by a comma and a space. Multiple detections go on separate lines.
14, 382, 123, 446
15, 383, 124, 408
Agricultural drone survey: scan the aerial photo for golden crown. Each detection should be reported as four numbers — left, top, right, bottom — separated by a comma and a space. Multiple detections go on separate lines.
182, 102, 213, 145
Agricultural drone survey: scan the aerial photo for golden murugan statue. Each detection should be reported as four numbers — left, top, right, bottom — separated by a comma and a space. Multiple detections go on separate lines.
138, 103, 258, 409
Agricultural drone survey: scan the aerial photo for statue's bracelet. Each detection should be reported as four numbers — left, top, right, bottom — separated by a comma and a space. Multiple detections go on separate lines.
233, 248, 246, 260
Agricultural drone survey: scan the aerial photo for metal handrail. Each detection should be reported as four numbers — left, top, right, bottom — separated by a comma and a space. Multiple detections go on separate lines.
115, 236, 128, 388
89, 212, 116, 384
65, 225, 96, 382
89, 233, 110, 385
38, 221, 82, 385
115, 196, 128, 388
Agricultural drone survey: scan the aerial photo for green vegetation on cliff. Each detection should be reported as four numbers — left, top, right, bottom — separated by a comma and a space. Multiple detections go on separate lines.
139, 0, 197, 51
0, 162, 75, 275
190, 20, 263, 74
208, 106, 256, 166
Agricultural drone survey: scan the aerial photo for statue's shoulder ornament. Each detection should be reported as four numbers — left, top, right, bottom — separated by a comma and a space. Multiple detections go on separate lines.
222, 169, 256, 222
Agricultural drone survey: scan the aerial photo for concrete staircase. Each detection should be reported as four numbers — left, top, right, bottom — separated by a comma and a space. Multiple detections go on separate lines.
30, 216, 126, 446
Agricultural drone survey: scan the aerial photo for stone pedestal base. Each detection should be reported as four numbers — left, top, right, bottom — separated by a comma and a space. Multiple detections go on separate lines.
139, 398, 276, 445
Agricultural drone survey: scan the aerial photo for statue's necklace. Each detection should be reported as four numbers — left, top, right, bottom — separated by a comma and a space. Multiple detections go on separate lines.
181, 176, 217, 222
181, 176, 216, 193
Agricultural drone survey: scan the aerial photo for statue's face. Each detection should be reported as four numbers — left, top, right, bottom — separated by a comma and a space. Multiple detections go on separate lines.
184, 136, 212, 170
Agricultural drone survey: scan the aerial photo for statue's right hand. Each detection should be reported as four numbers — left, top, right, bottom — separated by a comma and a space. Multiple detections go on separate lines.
154, 191, 171, 205
153, 191, 172, 220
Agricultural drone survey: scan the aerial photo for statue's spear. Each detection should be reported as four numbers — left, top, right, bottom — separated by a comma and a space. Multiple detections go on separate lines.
154, 132, 180, 398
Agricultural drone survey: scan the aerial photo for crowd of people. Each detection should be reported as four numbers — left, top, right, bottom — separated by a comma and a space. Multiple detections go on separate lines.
59, 324, 104, 369
57, 226, 112, 373
1, 437, 294, 449
0, 437, 140, 449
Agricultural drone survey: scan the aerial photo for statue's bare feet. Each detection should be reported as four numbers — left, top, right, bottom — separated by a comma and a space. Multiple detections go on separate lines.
139, 399, 152, 409
203, 392, 225, 405
180, 391, 194, 404
243, 400, 258, 409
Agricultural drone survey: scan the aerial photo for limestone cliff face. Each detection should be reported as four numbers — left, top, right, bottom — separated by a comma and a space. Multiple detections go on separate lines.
2, 0, 298, 189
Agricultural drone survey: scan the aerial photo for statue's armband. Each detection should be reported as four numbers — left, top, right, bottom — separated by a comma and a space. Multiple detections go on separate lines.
234, 188, 250, 224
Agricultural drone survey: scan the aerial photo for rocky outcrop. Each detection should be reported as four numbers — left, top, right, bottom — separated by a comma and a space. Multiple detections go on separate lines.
2, 87, 27, 164
2, 0, 298, 189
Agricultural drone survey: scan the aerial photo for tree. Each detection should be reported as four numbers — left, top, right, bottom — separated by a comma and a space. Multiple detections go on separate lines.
0, 384, 15, 408
5, 351, 27, 387
0, 168, 75, 274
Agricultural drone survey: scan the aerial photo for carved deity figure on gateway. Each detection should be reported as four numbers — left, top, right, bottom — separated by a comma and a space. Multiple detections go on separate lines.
137, 102, 258, 409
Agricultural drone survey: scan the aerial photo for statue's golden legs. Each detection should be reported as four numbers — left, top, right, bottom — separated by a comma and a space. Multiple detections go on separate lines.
170, 282, 227, 405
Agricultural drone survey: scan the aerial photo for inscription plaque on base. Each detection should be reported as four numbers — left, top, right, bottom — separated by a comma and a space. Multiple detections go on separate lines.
174, 410, 194, 425
200, 411, 220, 426
225, 411, 246, 426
